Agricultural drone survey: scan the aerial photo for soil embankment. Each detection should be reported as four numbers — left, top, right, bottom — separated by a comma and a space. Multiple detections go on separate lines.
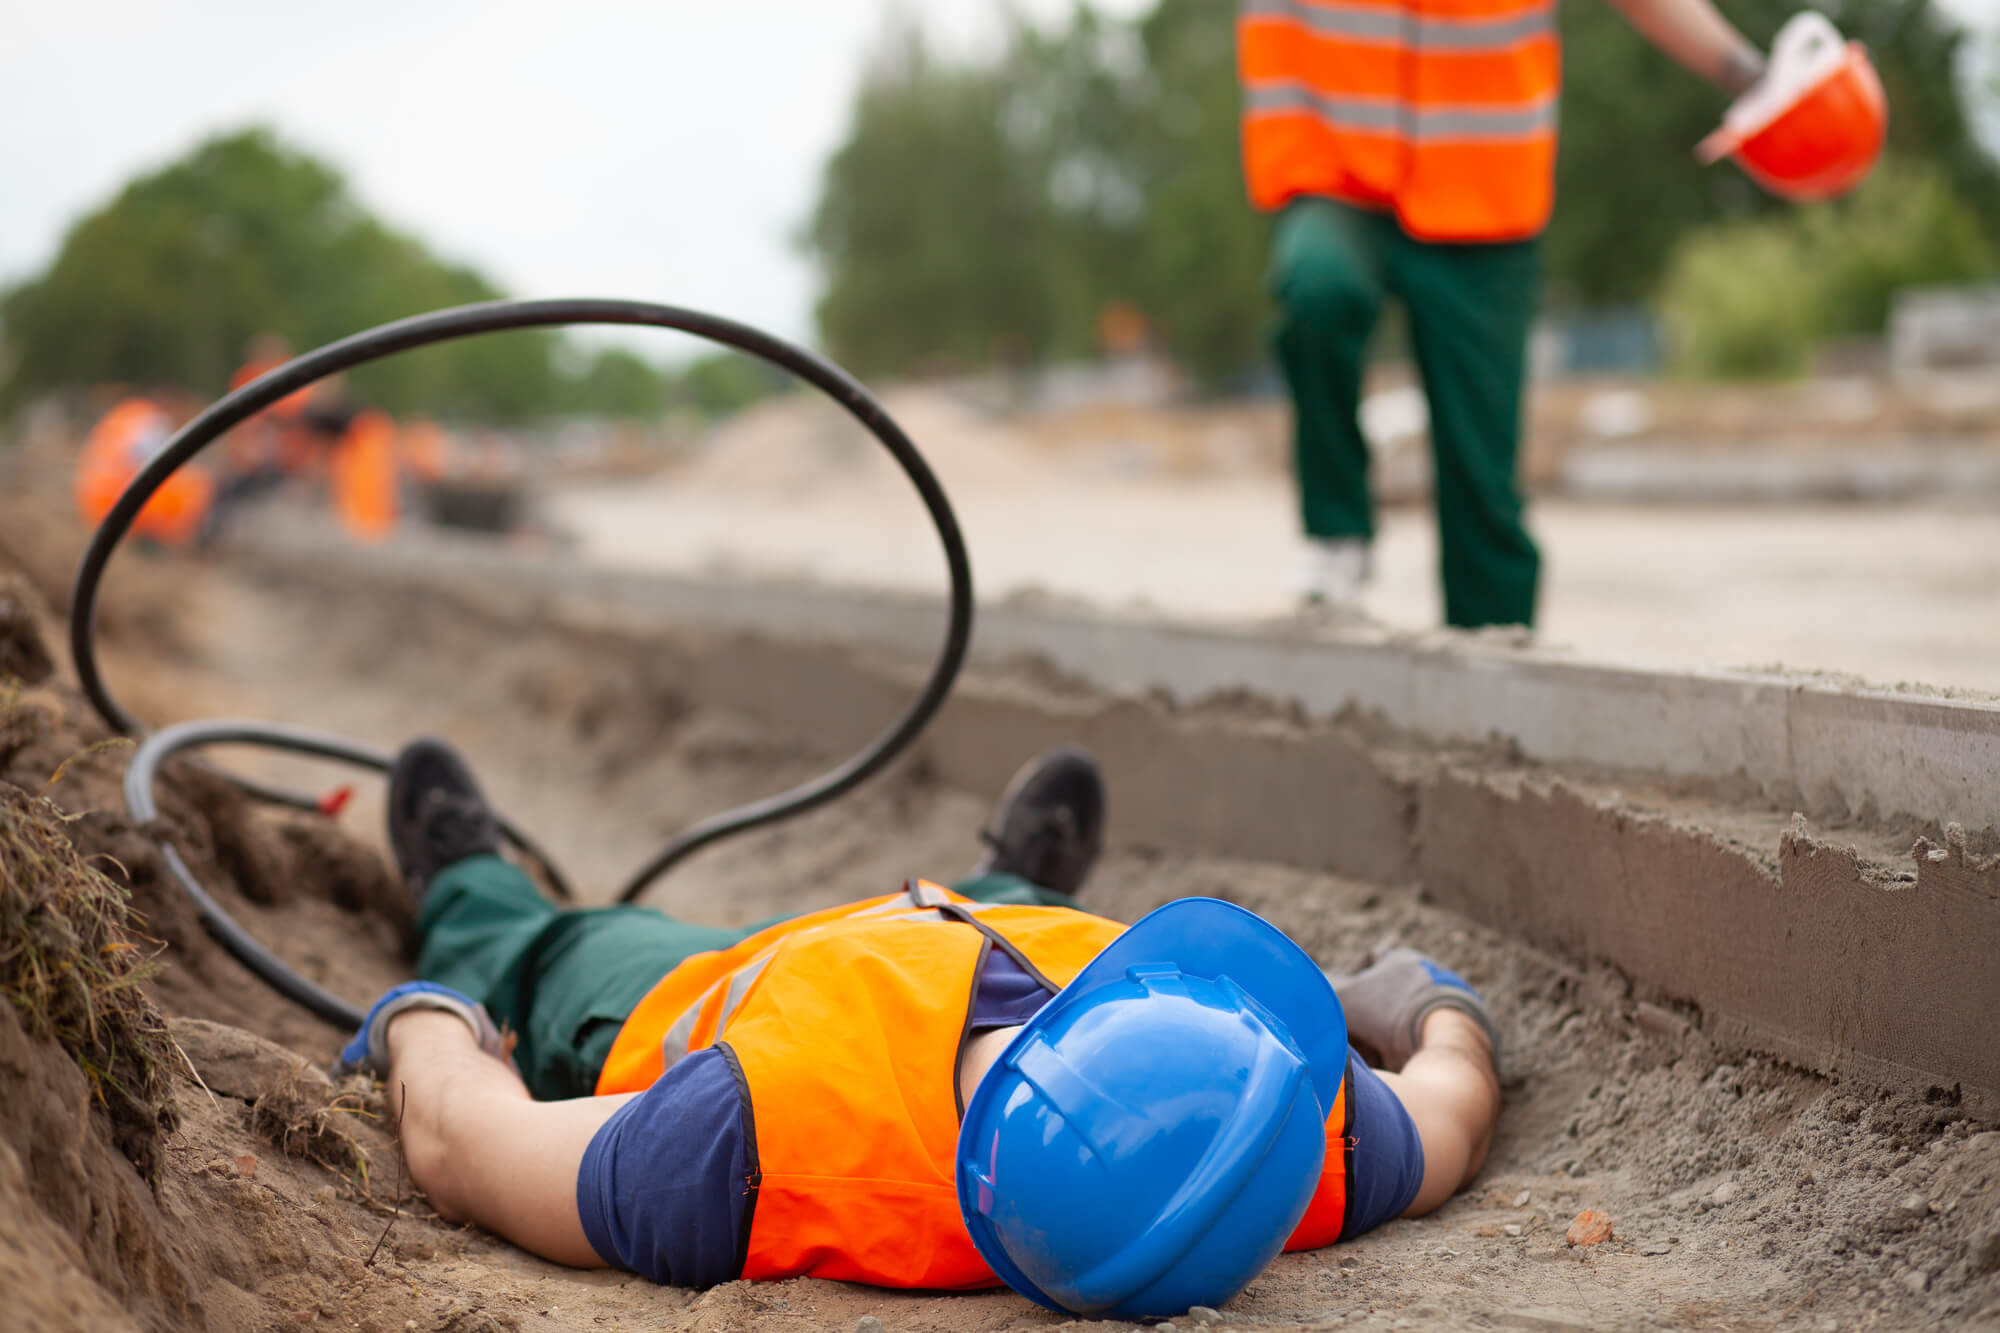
1, 499, 1997, 1331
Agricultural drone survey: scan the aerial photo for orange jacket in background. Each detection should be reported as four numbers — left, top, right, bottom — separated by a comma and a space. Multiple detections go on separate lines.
329, 409, 399, 542
226, 357, 316, 476
74, 399, 214, 548
1238, 0, 1561, 240
596, 883, 1353, 1289
397, 419, 448, 484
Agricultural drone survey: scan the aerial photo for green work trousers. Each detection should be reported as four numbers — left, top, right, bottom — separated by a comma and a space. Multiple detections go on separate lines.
1269, 197, 1541, 628
414, 855, 1073, 1100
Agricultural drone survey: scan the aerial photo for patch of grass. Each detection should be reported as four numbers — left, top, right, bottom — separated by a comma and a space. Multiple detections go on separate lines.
0, 779, 177, 1174
249, 1068, 368, 1182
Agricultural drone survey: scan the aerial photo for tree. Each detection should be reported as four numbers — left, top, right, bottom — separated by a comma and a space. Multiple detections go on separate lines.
672, 352, 789, 420
1124, 0, 1275, 386
1, 128, 566, 421
807, 26, 1060, 376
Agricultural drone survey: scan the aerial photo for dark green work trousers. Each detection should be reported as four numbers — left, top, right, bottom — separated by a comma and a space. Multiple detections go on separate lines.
414, 855, 1070, 1100
1270, 197, 1541, 628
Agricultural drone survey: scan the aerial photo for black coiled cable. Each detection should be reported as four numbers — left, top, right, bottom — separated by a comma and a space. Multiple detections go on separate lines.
79, 298, 974, 1029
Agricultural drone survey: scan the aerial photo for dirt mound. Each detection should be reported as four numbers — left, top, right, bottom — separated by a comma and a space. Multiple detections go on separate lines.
0, 780, 178, 1173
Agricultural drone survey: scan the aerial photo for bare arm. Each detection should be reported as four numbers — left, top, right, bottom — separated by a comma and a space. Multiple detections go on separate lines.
1377, 1009, 1502, 1216
384, 1010, 637, 1267
1599, 0, 1766, 94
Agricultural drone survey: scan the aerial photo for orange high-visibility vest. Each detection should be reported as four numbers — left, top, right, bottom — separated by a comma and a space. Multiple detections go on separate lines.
1238, 0, 1561, 240
598, 882, 1354, 1288
329, 409, 399, 542
74, 399, 214, 548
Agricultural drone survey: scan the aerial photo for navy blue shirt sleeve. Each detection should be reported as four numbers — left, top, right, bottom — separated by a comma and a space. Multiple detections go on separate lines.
1339, 1054, 1426, 1240
576, 1047, 753, 1287
967, 946, 1052, 1032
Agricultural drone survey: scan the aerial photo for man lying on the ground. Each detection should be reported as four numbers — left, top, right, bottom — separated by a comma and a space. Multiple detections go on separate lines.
339, 741, 1502, 1317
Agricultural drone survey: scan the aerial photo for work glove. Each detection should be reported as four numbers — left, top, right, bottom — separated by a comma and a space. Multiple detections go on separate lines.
1323, 948, 1500, 1073
335, 980, 509, 1077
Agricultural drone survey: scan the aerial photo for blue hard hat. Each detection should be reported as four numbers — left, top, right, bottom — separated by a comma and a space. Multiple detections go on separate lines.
956, 898, 1347, 1319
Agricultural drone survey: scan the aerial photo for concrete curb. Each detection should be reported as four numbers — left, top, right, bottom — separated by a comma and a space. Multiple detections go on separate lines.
267, 528, 2000, 839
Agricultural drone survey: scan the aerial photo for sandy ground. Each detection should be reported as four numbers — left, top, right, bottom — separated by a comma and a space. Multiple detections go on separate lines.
546, 388, 2000, 694
2, 503, 1990, 1333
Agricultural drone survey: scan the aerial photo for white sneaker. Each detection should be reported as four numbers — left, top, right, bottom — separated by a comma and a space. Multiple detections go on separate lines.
1298, 537, 1370, 610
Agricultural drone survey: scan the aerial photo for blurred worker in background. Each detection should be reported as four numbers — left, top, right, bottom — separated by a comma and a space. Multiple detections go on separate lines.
1241, 0, 1772, 627
73, 390, 214, 549
213, 334, 314, 518
284, 376, 403, 545
329, 405, 401, 543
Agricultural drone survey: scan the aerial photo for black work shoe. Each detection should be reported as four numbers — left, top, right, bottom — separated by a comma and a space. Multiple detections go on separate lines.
972, 747, 1105, 898
386, 737, 502, 896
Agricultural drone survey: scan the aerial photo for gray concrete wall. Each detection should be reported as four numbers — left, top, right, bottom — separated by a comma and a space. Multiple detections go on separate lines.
279, 529, 2000, 837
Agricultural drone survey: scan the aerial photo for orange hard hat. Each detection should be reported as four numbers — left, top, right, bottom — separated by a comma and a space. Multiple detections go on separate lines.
1698, 13, 1886, 203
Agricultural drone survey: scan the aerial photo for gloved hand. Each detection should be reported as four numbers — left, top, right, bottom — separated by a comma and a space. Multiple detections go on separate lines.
336, 980, 509, 1077
1323, 948, 1500, 1073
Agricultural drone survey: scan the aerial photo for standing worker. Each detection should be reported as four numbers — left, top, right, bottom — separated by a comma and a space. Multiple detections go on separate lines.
1241, 0, 1780, 626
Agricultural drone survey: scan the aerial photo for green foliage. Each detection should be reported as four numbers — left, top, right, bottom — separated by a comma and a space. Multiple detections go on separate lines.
1658, 220, 1818, 376
674, 352, 790, 420
563, 346, 673, 421
0, 128, 572, 422
1127, 0, 1276, 385
1796, 159, 1996, 337
807, 28, 1076, 375
806, 2, 1268, 387
1660, 159, 1995, 377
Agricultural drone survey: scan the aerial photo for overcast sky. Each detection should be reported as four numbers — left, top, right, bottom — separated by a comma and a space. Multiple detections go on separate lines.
2, 0, 1993, 362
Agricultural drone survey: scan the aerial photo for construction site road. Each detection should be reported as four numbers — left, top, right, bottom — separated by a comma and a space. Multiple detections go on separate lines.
550, 478, 2000, 697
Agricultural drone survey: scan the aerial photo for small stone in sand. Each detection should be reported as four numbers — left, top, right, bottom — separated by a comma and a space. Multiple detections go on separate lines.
1188, 1308, 1224, 1326
1565, 1209, 1614, 1247
1711, 1180, 1739, 1206
855, 1317, 885, 1333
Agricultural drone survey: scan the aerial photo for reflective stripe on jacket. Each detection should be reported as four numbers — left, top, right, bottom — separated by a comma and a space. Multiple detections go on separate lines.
1238, 0, 1560, 240
597, 882, 1354, 1287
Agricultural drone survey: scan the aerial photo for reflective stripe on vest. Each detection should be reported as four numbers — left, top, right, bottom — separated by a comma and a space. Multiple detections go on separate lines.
1239, 0, 1560, 239
596, 886, 1353, 1286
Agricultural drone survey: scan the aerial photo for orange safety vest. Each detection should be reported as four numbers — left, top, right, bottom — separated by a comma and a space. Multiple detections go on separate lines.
329, 409, 399, 542
1238, 0, 1561, 240
74, 399, 214, 548
598, 882, 1354, 1289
